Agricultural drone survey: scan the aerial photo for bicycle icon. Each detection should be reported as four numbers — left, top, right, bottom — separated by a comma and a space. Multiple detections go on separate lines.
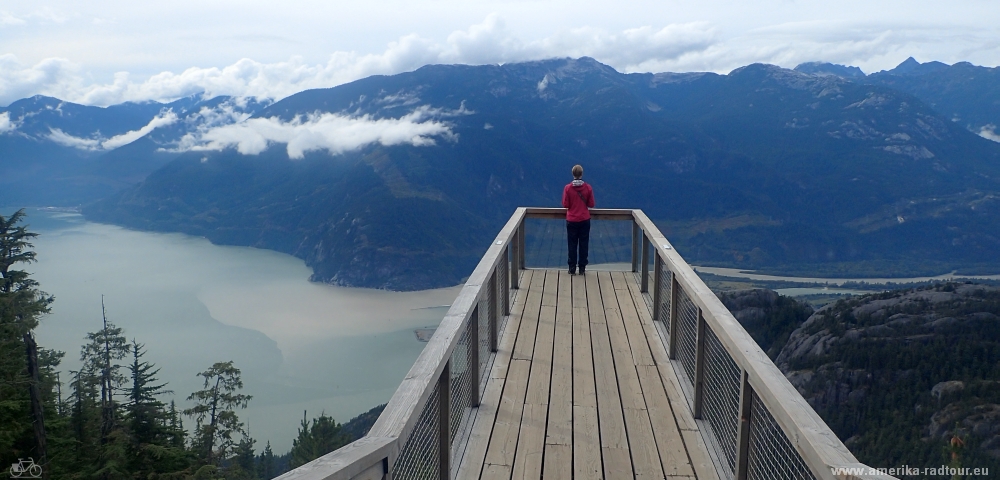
8, 458, 41, 478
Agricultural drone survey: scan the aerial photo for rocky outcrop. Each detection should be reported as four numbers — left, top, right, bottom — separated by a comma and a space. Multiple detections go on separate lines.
770, 283, 1000, 470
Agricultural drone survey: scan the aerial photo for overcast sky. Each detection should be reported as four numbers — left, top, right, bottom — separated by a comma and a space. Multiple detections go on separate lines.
1, 0, 998, 106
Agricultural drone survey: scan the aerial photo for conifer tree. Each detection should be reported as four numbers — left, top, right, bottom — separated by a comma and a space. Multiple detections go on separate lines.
184, 361, 252, 466
289, 411, 349, 468
125, 340, 189, 476
231, 433, 258, 479
0, 209, 54, 474
78, 311, 131, 480
257, 441, 276, 479
69, 367, 101, 474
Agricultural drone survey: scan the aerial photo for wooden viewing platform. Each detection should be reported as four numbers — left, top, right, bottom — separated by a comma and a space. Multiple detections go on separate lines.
458, 268, 716, 479
277, 208, 895, 480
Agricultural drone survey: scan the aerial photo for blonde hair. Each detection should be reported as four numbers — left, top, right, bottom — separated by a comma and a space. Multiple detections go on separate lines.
572, 164, 583, 178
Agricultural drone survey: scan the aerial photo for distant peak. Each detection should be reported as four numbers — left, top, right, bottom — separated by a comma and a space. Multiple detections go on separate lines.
794, 61, 866, 78
887, 57, 950, 76
894, 57, 922, 72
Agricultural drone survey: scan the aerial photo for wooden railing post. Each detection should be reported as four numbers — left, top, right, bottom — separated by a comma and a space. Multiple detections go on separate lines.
631, 220, 640, 273
652, 254, 663, 323
438, 362, 451, 480
490, 271, 499, 353
734, 370, 753, 480
693, 308, 706, 419
509, 241, 519, 290
502, 249, 511, 316
668, 277, 680, 359
518, 221, 526, 270
641, 235, 651, 293
471, 307, 481, 408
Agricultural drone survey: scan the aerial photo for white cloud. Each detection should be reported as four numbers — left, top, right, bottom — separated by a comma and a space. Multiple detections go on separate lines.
171, 105, 463, 159
0, 11, 26, 25
101, 111, 178, 149
980, 124, 1000, 143
44, 110, 178, 150
0, 112, 17, 133
46, 127, 100, 150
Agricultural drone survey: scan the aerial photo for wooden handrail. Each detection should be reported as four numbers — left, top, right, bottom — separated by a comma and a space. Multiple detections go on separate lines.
632, 210, 894, 480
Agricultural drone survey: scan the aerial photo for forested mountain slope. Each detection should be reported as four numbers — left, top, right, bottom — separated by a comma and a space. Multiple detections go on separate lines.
80, 58, 1000, 289
725, 284, 1000, 475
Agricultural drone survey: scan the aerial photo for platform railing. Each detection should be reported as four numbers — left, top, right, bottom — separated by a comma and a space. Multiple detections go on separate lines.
625, 209, 895, 480
275, 208, 527, 480
276, 208, 892, 480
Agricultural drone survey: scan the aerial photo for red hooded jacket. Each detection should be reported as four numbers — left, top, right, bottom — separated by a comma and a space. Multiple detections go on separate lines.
562, 180, 595, 222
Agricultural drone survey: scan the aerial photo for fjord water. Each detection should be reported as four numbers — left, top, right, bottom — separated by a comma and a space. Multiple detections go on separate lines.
22, 209, 460, 451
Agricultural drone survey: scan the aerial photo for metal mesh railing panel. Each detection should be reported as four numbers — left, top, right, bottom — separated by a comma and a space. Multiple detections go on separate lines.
392, 384, 440, 480
524, 218, 632, 268
450, 324, 475, 445
747, 390, 818, 480
702, 326, 742, 476
676, 288, 699, 385
656, 263, 672, 336
470, 308, 491, 392
478, 289, 492, 386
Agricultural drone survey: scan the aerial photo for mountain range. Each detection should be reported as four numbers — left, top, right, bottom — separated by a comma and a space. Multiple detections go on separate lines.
3, 57, 1000, 289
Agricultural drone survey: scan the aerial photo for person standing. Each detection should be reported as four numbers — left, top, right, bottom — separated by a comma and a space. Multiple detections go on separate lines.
562, 164, 595, 275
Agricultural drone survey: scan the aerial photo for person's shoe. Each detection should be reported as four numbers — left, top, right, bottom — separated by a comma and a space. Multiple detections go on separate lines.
579, 266, 586, 275
568, 267, 576, 275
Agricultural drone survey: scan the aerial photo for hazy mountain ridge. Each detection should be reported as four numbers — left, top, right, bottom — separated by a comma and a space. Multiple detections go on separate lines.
4, 57, 1000, 289
793, 57, 1000, 142
77, 58, 1000, 289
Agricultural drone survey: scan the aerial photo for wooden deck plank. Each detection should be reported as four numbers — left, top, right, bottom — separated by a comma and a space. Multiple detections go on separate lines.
620, 271, 718, 480
573, 405, 603, 479
587, 272, 633, 479
541, 444, 572, 480
637, 365, 695, 478
511, 403, 547, 479
615, 272, 696, 478
514, 273, 557, 478
483, 271, 545, 470
490, 269, 534, 381
464, 268, 713, 480
572, 274, 597, 407
599, 272, 664, 479
541, 265, 559, 308
611, 271, 656, 367
681, 429, 722, 480
512, 270, 545, 361
572, 274, 601, 479
480, 463, 512, 480
546, 270, 574, 449
456, 270, 533, 479
524, 302, 555, 405
484, 359, 531, 469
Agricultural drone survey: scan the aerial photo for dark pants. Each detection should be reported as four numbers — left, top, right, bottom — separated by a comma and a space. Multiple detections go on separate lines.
567, 219, 591, 272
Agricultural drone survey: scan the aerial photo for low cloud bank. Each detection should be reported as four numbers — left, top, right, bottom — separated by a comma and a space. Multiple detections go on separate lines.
0, 111, 16, 133
980, 124, 1000, 143
46, 110, 178, 150
172, 105, 463, 159
102, 111, 178, 149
